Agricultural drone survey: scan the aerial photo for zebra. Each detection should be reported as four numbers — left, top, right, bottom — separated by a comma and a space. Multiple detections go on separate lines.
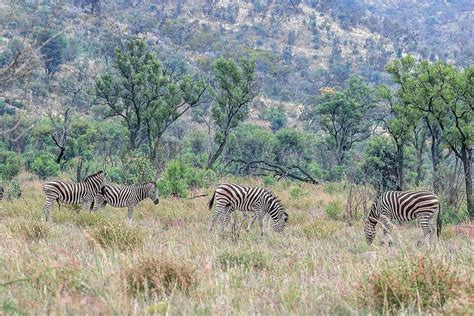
90, 183, 159, 222
42, 170, 106, 222
208, 183, 289, 236
364, 190, 442, 247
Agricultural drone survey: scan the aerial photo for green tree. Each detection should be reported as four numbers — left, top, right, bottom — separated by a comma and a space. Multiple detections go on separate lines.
95, 39, 206, 158
0, 148, 21, 181
387, 56, 474, 218
304, 76, 377, 165
36, 29, 67, 75
207, 57, 258, 169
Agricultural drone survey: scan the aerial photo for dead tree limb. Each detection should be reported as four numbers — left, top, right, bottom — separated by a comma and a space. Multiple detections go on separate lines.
226, 159, 319, 184
49, 107, 71, 164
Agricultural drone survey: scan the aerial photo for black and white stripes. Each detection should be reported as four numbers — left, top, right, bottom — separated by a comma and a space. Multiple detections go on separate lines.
91, 183, 159, 221
364, 190, 441, 246
208, 183, 288, 235
41, 171, 106, 222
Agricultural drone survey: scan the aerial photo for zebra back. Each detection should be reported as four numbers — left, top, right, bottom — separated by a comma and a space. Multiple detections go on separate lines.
212, 183, 288, 230
42, 170, 106, 205
93, 182, 159, 209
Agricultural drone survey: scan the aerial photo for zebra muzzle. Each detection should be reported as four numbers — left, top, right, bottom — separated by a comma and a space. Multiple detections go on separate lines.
154, 199, 159, 205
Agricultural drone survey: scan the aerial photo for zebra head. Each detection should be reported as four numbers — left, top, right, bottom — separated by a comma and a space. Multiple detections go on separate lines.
273, 205, 288, 233
147, 182, 159, 205
84, 170, 107, 192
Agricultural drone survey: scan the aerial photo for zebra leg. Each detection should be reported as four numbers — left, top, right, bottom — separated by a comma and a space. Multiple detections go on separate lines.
209, 207, 224, 232
246, 213, 258, 232
127, 205, 135, 224
416, 216, 432, 247
379, 215, 394, 246
255, 209, 264, 237
220, 206, 231, 231
42, 197, 54, 222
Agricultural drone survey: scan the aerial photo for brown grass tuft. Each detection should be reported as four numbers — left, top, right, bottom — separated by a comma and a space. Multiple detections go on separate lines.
124, 256, 196, 296
93, 222, 144, 250
358, 254, 473, 313
9, 219, 50, 241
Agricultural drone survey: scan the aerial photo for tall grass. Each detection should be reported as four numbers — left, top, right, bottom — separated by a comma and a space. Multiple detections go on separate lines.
0, 178, 472, 314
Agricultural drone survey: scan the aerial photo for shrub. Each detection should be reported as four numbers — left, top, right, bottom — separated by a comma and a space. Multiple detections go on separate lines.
9, 220, 50, 241
441, 205, 469, 225
325, 201, 343, 220
124, 256, 196, 296
262, 175, 276, 187
358, 255, 473, 313
157, 160, 214, 198
119, 151, 156, 184
93, 222, 144, 250
218, 251, 269, 271
0, 149, 21, 181
4, 178, 22, 200
30, 152, 59, 179
302, 220, 342, 239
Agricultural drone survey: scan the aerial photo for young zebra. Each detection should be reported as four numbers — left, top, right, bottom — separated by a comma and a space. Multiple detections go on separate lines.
90, 183, 159, 222
208, 183, 289, 236
364, 190, 442, 247
42, 171, 106, 222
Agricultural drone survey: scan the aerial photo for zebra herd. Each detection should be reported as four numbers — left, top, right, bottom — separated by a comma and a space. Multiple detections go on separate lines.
40, 171, 442, 246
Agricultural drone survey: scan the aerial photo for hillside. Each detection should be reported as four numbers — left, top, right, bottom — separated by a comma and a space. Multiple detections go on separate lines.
1, 0, 472, 111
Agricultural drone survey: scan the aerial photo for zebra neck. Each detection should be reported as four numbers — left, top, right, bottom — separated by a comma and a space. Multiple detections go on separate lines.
136, 185, 147, 201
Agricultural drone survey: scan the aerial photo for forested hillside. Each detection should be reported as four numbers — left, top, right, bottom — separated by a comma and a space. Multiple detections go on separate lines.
1, 0, 473, 221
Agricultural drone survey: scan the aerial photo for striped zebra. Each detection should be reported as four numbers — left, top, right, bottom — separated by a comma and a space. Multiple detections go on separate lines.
364, 191, 442, 247
42, 171, 106, 222
208, 183, 289, 236
90, 183, 159, 222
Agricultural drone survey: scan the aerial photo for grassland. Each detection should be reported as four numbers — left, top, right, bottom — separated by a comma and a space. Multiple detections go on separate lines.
0, 178, 472, 315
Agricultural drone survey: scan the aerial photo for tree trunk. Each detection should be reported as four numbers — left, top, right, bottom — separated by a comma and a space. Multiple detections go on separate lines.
461, 146, 473, 220
76, 157, 83, 182
427, 121, 442, 194
207, 140, 226, 170
396, 142, 404, 190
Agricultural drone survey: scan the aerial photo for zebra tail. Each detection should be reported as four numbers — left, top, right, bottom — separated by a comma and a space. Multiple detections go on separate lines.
436, 206, 442, 239
208, 190, 216, 210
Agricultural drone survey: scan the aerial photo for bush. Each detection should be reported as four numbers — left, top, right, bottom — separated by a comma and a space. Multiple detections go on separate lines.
157, 160, 214, 198
93, 222, 144, 250
119, 151, 157, 184
9, 220, 50, 241
4, 178, 22, 200
124, 256, 196, 296
218, 251, 269, 271
441, 205, 469, 225
30, 152, 59, 179
324, 201, 343, 220
358, 255, 473, 313
0, 149, 21, 181
302, 220, 342, 239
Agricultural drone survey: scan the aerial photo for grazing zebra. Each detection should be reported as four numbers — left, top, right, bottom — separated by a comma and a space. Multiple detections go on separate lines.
208, 183, 289, 236
42, 171, 106, 222
91, 183, 159, 222
364, 191, 442, 247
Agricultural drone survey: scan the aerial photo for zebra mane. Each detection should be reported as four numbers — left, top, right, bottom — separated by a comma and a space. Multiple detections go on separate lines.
83, 170, 105, 182
264, 188, 284, 208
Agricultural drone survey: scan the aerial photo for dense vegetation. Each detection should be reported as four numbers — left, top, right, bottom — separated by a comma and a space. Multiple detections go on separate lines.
0, 1, 473, 314
1, 0, 472, 222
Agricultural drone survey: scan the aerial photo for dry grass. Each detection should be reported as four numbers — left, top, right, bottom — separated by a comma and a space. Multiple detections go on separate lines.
0, 178, 472, 314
